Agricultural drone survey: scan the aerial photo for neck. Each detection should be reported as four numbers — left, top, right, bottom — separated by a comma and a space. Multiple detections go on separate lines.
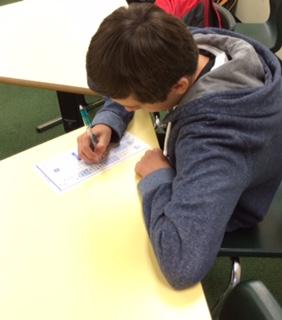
166, 56, 210, 110
191, 54, 210, 85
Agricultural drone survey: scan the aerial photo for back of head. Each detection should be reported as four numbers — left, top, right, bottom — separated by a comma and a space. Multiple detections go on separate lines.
86, 3, 198, 103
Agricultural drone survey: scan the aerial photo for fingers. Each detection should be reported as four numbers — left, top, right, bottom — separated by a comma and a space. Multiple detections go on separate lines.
138, 148, 165, 162
135, 148, 170, 178
77, 125, 112, 164
77, 132, 99, 164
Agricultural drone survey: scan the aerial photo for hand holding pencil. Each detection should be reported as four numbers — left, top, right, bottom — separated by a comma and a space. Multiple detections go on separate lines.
77, 106, 112, 164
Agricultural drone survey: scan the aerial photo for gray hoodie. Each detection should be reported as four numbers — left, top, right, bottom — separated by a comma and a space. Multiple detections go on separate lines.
92, 28, 282, 289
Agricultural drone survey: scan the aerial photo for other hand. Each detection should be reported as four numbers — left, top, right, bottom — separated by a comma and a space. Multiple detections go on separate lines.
135, 148, 171, 178
77, 124, 112, 164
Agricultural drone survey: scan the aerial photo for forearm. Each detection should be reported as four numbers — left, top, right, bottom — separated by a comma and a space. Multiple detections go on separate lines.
92, 98, 134, 142
138, 167, 246, 289
141, 185, 220, 289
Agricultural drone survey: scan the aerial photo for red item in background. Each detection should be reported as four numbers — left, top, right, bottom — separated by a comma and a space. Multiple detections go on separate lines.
155, 0, 222, 27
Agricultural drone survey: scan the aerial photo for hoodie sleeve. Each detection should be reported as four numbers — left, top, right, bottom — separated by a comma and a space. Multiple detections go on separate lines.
138, 124, 249, 289
91, 97, 134, 142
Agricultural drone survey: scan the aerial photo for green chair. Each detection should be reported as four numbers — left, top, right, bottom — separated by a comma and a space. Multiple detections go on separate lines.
233, 0, 282, 52
220, 182, 282, 280
212, 184, 282, 317
213, 3, 236, 30
219, 280, 282, 320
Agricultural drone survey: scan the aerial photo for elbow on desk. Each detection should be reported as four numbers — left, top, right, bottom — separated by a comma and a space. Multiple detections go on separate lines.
153, 238, 211, 290
160, 259, 208, 290
147, 210, 216, 289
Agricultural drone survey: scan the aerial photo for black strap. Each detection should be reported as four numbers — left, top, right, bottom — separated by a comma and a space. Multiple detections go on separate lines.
197, 48, 216, 79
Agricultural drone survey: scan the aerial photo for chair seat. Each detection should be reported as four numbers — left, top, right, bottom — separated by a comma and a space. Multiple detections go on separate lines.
234, 22, 277, 50
220, 185, 282, 257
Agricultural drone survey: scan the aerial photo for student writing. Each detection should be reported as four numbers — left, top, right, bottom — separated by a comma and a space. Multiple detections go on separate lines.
77, 4, 282, 289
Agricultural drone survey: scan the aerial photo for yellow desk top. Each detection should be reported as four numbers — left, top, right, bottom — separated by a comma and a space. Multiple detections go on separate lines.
0, 110, 211, 319
0, 0, 125, 94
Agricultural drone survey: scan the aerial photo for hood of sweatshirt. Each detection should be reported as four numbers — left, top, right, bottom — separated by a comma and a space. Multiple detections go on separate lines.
164, 28, 282, 123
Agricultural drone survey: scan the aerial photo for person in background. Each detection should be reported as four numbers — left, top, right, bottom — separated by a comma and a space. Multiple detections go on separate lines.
77, 4, 282, 289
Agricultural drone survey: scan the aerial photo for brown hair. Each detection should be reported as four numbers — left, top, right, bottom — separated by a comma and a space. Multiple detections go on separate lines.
86, 3, 198, 103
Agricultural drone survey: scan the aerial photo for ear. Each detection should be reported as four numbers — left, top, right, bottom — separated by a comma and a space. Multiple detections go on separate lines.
171, 77, 190, 95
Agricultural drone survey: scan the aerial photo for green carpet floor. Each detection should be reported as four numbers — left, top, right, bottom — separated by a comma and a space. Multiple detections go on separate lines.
0, 83, 64, 159
1, 83, 281, 314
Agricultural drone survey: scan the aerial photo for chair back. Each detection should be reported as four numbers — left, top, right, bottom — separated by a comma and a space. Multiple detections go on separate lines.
220, 183, 282, 258
219, 280, 282, 320
234, 0, 282, 52
268, 0, 282, 52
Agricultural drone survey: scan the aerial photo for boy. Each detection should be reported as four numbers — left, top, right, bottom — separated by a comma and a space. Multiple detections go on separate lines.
77, 4, 282, 289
